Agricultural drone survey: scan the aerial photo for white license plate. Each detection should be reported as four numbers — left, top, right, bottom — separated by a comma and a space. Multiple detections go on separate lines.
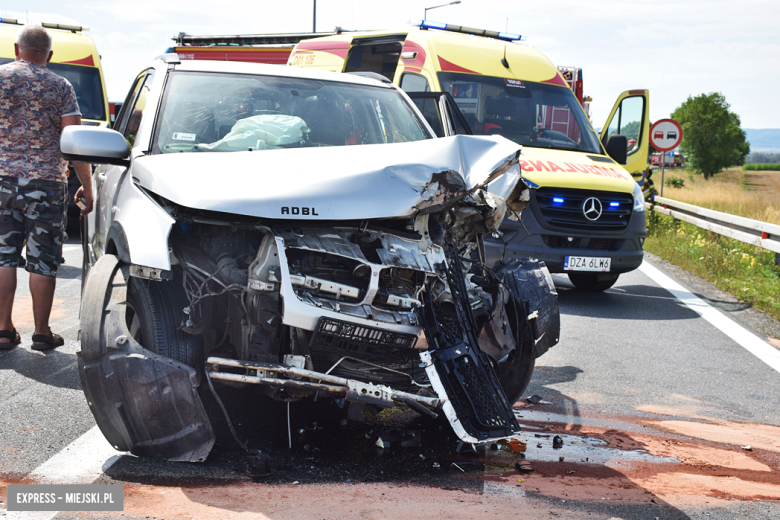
564, 256, 611, 272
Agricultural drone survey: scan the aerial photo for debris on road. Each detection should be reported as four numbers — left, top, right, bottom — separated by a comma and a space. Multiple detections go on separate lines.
374, 429, 421, 449
526, 395, 544, 404
740, 445, 752, 451
508, 439, 527, 453
553, 435, 564, 449
246, 451, 271, 478
515, 460, 534, 473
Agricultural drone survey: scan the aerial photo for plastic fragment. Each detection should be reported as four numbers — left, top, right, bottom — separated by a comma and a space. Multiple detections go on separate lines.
566, 470, 575, 475
526, 395, 543, 404
508, 439, 527, 453
741, 445, 752, 451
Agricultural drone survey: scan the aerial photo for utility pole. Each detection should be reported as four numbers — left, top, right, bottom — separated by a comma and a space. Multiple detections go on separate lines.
313, 0, 317, 32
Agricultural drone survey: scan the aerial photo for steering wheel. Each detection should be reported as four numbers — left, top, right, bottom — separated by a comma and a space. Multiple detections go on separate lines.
537, 128, 576, 144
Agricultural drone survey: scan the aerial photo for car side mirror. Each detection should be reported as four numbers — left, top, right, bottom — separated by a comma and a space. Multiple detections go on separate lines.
604, 134, 628, 165
61, 126, 130, 167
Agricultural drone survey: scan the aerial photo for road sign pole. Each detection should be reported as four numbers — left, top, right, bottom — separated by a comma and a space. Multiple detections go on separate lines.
660, 156, 665, 197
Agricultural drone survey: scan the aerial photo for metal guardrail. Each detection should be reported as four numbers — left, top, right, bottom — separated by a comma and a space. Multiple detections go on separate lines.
646, 196, 780, 264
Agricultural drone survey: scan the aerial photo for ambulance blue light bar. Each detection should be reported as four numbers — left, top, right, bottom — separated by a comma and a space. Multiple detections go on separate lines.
610, 202, 620, 207
410, 20, 524, 41
553, 197, 565, 204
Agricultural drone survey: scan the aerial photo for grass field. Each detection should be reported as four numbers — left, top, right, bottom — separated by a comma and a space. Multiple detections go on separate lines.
654, 167, 780, 225
646, 166, 780, 322
745, 163, 780, 171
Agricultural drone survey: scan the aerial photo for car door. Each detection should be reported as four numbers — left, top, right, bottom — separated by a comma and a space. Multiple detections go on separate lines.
406, 92, 473, 138
88, 70, 155, 268
599, 90, 650, 185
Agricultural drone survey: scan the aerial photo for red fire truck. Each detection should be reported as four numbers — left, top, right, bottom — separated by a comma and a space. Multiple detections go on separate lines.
166, 31, 345, 64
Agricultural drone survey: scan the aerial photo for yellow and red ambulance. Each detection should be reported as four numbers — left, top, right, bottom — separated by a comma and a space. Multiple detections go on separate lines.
288, 21, 650, 291
0, 19, 110, 127
0, 18, 110, 216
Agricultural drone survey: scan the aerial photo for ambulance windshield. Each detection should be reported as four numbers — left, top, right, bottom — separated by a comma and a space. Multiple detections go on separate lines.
438, 72, 601, 154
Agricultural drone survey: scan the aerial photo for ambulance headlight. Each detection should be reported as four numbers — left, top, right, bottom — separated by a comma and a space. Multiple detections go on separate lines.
632, 183, 645, 213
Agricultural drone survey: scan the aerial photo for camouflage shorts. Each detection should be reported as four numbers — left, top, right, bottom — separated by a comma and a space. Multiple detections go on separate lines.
0, 176, 68, 277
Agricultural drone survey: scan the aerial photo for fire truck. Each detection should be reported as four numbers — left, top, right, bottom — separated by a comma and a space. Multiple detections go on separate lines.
166, 31, 345, 64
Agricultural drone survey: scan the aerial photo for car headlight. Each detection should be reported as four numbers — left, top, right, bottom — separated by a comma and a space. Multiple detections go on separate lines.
632, 183, 645, 213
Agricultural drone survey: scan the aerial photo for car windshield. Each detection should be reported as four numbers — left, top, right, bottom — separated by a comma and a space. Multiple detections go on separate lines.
437, 72, 602, 154
153, 71, 429, 154
0, 59, 106, 121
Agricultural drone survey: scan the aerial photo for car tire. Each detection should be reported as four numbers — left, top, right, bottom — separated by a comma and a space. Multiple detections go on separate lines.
567, 272, 619, 291
126, 274, 203, 369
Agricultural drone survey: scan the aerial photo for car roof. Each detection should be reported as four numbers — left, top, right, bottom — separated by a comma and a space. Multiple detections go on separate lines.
164, 56, 394, 88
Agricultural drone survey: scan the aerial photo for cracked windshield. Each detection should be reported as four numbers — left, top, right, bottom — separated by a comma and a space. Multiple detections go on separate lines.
153, 72, 428, 153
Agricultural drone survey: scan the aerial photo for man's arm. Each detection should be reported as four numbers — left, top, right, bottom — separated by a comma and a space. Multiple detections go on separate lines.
61, 114, 93, 216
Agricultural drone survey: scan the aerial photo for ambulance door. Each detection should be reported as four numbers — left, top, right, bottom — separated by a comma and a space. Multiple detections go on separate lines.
407, 92, 472, 138
343, 35, 407, 81
599, 90, 649, 185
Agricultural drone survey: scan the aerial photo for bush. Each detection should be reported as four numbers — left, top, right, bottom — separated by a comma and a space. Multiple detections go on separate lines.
744, 163, 780, 171
665, 176, 685, 189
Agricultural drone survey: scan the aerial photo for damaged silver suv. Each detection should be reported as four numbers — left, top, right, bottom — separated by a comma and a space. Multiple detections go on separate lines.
61, 55, 560, 462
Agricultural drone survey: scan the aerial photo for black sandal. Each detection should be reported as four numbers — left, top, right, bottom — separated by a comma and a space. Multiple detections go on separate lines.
31, 331, 64, 351
0, 329, 21, 350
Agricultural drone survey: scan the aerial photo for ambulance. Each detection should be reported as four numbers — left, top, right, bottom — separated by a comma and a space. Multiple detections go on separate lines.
0, 18, 110, 215
287, 21, 650, 291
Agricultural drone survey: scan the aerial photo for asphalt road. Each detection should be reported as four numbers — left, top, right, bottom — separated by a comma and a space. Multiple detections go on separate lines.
1, 236, 779, 520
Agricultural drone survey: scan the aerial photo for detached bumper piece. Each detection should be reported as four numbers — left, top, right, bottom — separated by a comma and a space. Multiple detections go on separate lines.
79, 255, 215, 462
494, 258, 560, 359
418, 254, 520, 444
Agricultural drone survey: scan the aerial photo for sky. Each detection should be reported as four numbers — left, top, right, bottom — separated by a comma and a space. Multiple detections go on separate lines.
8, 0, 780, 130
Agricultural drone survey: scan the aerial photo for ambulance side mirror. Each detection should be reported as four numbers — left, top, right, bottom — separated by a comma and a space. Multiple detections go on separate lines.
604, 134, 628, 165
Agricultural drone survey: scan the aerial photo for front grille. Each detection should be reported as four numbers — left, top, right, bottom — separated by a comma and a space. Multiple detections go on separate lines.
534, 188, 634, 232
544, 235, 617, 250
308, 318, 423, 388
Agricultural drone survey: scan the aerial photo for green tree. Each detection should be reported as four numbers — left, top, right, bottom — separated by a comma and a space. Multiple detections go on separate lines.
671, 93, 750, 179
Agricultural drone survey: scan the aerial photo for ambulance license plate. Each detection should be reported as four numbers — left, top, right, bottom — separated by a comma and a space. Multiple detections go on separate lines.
564, 256, 611, 272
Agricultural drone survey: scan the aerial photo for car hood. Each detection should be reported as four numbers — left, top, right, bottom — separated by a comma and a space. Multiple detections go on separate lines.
131, 135, 522, 220
518, 147, 636, 193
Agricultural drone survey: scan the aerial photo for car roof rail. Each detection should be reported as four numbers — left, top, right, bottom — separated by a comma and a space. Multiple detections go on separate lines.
346, 71, 392, 84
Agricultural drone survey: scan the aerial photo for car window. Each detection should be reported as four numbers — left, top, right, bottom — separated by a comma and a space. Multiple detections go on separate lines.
122, 70, 155, 149
152, 72, 429, 154
400, 73, 429, 93
603, 95, 645, 156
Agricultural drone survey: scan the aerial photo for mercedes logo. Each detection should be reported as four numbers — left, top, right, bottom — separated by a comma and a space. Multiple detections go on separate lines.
582, 197, 603, 221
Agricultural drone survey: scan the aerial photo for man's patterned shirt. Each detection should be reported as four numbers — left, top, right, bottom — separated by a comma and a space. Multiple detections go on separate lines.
0, 60, 80, 183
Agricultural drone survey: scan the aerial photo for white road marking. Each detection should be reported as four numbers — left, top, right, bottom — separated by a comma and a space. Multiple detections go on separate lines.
640, 261, 780, 374
28, 426, 123, 485
3, 427, 124, 519
62, 245, 81, 252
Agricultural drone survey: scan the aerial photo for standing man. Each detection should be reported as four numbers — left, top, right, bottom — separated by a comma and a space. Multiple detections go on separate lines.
0, 25, 93, 350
